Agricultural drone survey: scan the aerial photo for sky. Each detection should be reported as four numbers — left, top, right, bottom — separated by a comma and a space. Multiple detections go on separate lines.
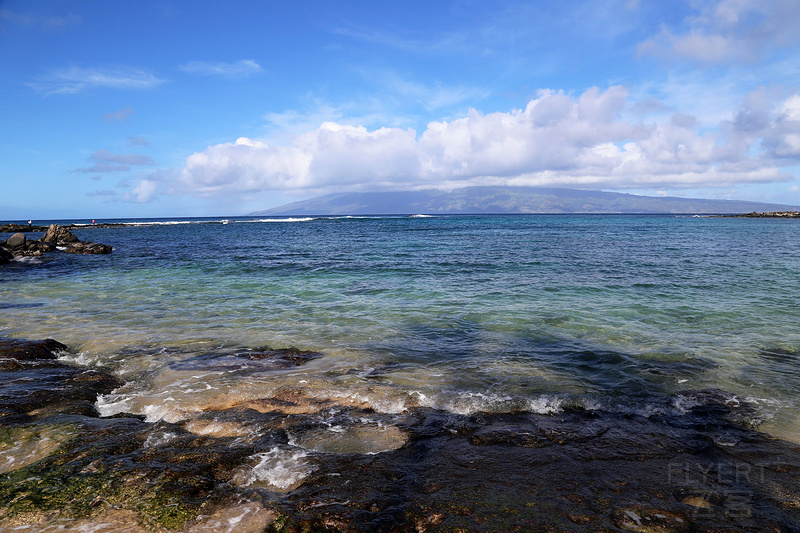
2, 0, 800, 219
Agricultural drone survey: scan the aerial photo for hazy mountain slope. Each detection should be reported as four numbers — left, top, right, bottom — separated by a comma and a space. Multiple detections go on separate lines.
252, 187, 799, 215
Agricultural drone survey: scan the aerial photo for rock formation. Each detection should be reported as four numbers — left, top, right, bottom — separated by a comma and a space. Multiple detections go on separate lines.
0, 224, 111, 264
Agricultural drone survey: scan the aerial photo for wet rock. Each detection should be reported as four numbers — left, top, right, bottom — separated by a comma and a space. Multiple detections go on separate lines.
25, 240, 55, 253
612, 507, 690, 532
42, 223, 79, 244
0, 224, 113, 263
0, 223, 48, 233
0, 363, 125, 421
0, 337, 67, 360
0, 337, 123, 422
681, 495, 712, 509
0, 247, 13, 265
3, 349, 800, 532
64, 241, 113, 254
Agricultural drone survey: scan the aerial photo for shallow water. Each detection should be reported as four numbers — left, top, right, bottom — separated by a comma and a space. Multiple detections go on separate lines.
2, 214, 800, 442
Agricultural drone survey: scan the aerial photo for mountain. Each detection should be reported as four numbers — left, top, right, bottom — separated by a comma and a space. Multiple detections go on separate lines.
251, 187, 800, 216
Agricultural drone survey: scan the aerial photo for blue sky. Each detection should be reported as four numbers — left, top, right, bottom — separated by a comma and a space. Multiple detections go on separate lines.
2, 0, 800, 219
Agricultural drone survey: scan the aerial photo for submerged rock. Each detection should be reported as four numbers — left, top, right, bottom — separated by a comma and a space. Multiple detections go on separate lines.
0, 337, 123, 422
170, 346, 321, 372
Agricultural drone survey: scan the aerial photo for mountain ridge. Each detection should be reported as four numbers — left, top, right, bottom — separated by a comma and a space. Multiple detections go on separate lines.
252, 187, 800, 216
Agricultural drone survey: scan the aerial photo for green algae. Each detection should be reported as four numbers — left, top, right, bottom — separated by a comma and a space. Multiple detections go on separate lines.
0, 417, 224, 531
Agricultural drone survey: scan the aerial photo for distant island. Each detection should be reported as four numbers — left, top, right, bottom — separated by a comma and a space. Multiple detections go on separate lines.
253, 187, 800, 216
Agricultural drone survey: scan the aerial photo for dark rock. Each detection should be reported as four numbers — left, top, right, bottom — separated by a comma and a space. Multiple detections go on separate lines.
25, 240, 56, 253
0, 248, 13, 265
2, 340, 800, 532
0, 358, 24, 371
170, 345, 321, 372
3, 232, 26, 251
42, 223, 79, 245
0, 337, 67, 360
0, 360, 124, 420
1, 224, 113, 263
0, 337, 123, 423
0, 223, 48, 233
63, 242, 113, 254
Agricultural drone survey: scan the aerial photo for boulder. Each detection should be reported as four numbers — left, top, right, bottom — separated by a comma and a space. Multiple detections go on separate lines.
4, 233, 26, 251
26, 241, 56, 253
0, 248, 13, 265
0, 338, 68, 361
63, 242, 113, 255
42, 224, 79, 245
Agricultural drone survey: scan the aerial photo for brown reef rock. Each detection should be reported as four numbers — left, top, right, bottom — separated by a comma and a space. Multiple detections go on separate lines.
0, 224, 111, 264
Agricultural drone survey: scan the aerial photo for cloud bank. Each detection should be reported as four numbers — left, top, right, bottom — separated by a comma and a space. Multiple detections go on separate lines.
178, 86, 800, 198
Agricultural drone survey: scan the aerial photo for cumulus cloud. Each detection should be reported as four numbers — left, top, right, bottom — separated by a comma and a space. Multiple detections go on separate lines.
75, 149, 156, 173
30, 66, 165, 95
178, 86, 800, 198
128, 179, 158, 203
638, 0, 800, 64
178, 60, 263, 78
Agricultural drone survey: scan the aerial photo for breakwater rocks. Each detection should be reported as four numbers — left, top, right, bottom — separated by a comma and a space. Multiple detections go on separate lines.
0, 224, 111, 264
726, 211, 800, 218
2, 337, 800, 532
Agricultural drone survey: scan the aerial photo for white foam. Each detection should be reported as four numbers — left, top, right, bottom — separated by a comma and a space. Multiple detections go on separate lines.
526, 395, 566, 414
234, 447, 315, 490
252, 217, 316, 223
95, 394, 132, 417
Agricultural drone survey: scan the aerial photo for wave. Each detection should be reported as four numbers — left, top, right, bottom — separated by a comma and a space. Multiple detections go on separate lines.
250, 217, 317, 223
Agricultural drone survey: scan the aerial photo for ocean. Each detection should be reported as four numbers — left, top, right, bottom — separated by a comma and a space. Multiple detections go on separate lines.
2, 213, 800, 530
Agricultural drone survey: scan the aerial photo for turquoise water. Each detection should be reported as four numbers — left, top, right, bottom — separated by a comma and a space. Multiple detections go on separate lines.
2, 214, 800, 440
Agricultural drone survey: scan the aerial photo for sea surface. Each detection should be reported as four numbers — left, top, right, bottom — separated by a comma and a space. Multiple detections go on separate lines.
2, 213, 800, 445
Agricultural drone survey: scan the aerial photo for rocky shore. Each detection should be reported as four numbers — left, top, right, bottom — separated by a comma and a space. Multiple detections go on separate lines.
724, 211, 800, 218
2, 336, 800, 532
0, 224, 112, 265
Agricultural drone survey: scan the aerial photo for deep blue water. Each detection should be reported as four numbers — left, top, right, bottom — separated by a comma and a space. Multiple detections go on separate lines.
2, 214, 800, 439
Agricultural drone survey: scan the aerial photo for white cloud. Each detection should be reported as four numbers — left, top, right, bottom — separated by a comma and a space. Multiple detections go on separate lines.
177, 86, 799, 199
638, 0, 800, 64
129, 180, 158, 203
179, 137, 312, 196
30, 66, 165, 95
178, 60, 263, 78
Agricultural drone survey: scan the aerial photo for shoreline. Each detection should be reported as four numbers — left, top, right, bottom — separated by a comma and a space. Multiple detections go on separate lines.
2, 336, 800, 532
